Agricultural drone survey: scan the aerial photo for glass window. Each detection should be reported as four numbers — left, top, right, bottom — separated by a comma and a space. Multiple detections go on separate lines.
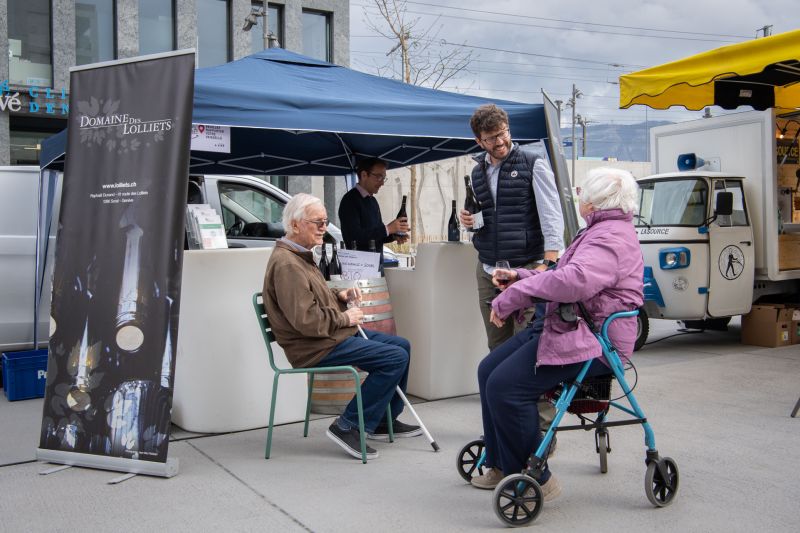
76, 1, 116, 66
9, 130, 49, 165
249, 2, 283, 53
8, 0, 52, 87
139, 0, 175, 55
713, 180, 749, 227
197, 0, 231, 68
302, 10, 331, 62
637, 179, 709, 227
218, 181, 285, 239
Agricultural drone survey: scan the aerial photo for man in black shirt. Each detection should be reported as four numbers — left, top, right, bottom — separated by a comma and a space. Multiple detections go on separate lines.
338, 157, 409, 254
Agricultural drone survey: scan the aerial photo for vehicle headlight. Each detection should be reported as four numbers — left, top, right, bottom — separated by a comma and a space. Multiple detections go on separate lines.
659, 247, 691, 270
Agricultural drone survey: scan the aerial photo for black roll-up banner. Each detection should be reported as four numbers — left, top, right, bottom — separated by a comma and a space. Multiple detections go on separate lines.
39, 52, 194, 468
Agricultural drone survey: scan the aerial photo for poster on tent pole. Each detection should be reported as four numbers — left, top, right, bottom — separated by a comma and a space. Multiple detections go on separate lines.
36, 50, 195, 478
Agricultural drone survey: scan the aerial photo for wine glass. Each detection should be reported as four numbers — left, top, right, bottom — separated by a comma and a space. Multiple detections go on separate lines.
346, 281, 361, 308
495, 260, 511, 289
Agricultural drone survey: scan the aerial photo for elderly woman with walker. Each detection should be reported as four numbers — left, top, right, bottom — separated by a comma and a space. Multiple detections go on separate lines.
460, 167, 679, 526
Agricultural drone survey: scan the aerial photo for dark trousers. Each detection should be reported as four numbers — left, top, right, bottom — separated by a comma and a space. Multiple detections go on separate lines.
477, 318, 610, 477
317, 329, 410, 433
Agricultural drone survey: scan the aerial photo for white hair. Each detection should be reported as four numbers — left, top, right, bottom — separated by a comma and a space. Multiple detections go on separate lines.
282, 193, 324, 236
579, 167, 639, 214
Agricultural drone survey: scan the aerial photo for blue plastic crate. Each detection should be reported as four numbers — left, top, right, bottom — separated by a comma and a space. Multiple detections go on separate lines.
1, 349, 48, 401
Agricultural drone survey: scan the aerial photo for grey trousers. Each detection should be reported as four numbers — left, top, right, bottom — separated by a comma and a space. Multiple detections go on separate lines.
475, 260, 556, 432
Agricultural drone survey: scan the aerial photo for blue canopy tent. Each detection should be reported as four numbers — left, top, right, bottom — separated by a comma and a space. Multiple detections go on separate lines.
41, 49, 560, 174
35, 49, 576, 344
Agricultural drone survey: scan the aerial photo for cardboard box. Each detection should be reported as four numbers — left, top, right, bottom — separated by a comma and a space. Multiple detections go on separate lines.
741, 304, 793, 347
778, 233, 800, 271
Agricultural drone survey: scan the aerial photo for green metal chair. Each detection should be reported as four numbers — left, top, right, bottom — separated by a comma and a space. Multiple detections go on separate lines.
252, 292, 392, 463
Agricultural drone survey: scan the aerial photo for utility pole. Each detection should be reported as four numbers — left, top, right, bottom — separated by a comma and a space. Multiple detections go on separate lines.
755, 25, 773, 38
576, 114, 591, 157
567, 84, 582, 185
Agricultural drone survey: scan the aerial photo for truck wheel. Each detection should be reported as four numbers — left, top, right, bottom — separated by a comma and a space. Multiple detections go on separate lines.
634, 307, 649, 351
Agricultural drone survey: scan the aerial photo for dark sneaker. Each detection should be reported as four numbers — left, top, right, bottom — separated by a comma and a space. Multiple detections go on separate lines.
326, 422, 379, 460
367, 419, 423, 441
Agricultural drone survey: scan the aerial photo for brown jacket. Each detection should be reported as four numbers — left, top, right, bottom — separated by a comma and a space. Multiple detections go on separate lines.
263, 240, 356, 368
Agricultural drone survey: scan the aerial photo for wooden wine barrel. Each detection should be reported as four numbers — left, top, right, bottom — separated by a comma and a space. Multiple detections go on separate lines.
310, 278, 396, 414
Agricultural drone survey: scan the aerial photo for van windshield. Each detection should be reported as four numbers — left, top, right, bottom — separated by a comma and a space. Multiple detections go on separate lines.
637, 178, 708, 227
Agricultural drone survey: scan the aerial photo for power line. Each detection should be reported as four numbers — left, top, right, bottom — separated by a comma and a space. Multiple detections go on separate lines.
351, 34, 645, 68
394, 1, 751, 39
356, 4, 743, 43
352, 49, 630, 73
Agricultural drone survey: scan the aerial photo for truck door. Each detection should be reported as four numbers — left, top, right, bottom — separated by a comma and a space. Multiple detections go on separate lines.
707, 179, 754, 317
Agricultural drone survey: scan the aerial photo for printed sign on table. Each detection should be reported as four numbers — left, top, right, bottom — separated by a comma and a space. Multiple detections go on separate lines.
338, 250, 381, 280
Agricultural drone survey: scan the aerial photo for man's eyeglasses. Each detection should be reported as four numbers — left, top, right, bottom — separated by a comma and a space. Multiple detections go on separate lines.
480, 128, 510, 145
368, 172, 388, 183
304, 219, 329, 229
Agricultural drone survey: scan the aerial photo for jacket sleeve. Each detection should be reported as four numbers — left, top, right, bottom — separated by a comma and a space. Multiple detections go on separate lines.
271, 263, 350, 338
338, 192, 389, 246
493, 230, 623, 318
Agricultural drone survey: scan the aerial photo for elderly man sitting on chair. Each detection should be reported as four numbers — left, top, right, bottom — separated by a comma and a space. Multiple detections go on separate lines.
262, 193, 421, 460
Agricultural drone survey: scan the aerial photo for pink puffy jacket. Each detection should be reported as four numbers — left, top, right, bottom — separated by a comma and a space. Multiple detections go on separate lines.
492, 208, 644, 366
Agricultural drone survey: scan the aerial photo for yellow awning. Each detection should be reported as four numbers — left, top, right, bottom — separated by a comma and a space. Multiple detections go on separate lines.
620, 29, 800, 111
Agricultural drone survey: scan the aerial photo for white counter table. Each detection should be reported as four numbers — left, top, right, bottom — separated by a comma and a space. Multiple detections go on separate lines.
386, 242, 488, 400
172, 248, 307, 433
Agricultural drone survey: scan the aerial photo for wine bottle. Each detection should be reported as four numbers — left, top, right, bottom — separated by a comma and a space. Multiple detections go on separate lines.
369, 239, 385, 277
447, 200, 460, 242
463, 175, 484, 231
329, 242, 343, 280
350, 240, 358, 251
395, 195, 408, 236
318, 243, 331, 281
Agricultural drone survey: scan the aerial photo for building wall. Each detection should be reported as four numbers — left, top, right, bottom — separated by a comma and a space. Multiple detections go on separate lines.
0, 0, 349, 166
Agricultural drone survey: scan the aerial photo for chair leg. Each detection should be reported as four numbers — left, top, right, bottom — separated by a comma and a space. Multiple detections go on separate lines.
791, 395, 800, 418
385, 404, 394, 442
352, 369, 368, 464
266, 373, 281, 459
304, 373, 315, 437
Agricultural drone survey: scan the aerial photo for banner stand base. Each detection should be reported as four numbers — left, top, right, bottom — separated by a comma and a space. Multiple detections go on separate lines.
36, 449, 179, 478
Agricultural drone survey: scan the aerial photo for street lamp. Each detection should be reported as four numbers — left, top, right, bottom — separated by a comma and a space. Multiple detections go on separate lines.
243, 6, 280, 50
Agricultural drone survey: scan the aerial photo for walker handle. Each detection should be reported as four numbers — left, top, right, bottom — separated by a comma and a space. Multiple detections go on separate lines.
601, 310, 639, 340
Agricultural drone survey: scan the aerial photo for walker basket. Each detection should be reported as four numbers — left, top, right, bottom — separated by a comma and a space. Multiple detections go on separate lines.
568, 375, 613, 414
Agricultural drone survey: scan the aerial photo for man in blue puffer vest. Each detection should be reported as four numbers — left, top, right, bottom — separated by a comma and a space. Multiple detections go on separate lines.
459, 103, 564, 440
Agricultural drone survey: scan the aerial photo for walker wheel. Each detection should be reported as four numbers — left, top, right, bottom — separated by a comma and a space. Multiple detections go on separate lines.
644, 457, 679, 507
493, 473, 543, 527
456, 439, 485, 482
596, 429, 610, 474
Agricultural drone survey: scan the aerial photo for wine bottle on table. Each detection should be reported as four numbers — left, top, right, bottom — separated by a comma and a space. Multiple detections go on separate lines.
447, 200, 460, 242
318, 243, 331, 281
329, 242, 343, 280
463, 175, 484, 231
369, 239, 385, 277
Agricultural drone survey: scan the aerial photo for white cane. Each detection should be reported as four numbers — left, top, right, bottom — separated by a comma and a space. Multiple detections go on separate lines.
356, 324, 440, 452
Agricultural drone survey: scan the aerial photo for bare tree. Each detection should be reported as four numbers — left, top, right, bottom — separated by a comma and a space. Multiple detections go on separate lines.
362, 0, 473, 244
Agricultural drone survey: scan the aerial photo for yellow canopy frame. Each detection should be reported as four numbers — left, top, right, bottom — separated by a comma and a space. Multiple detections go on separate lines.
620, 29, 800, 111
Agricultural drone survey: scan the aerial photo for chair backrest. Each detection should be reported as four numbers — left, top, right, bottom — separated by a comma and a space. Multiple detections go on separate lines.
252, 292, 281, 372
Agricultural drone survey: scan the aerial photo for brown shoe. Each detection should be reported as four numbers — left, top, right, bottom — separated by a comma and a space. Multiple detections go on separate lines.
539, 475, 562, 502
471, 467, 505, 490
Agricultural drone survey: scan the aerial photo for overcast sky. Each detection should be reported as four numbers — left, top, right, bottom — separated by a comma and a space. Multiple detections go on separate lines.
349, 0, 798, 126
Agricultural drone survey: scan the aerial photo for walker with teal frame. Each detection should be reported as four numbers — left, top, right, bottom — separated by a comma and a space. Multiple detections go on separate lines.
456, 309, 680, 527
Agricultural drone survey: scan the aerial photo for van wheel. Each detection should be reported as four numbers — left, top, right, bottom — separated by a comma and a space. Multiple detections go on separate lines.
634, 307, 649, 352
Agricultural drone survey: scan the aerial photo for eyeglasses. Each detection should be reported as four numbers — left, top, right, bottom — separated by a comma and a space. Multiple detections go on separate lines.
480, 128, 510, 145
368, 172, 388, 182
304, 218, 329, 229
